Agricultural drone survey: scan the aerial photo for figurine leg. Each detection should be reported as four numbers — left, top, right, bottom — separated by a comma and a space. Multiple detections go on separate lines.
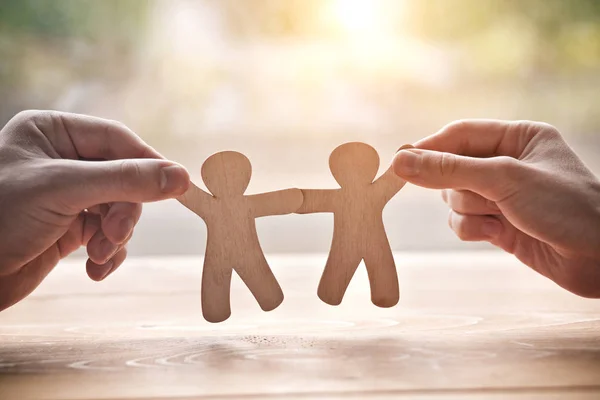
201, 254, 233, 323
235, 251, 284, 312
363, 235, 399, 308
317, 236, 362, 306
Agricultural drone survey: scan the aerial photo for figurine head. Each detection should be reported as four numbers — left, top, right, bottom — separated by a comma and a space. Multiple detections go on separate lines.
329, 142, 380, 187
201, 151, 252, 197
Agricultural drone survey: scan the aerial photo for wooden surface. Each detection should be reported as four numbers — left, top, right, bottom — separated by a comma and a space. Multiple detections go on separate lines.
297, 142, 406, 307
177, 151, 303, 322
0, 251, 599, 400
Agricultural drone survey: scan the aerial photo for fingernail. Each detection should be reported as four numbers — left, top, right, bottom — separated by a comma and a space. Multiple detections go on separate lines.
394, 150, 421, 177
397, 144, 415, 152
118, 217, 135, 243
161, 165, 188, 194
482, 220, 503, 238
100, 239, 118, 262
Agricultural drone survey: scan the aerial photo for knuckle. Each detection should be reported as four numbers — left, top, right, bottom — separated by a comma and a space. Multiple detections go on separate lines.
117, 160, 143, 192
29, 110, 60, 131
100, 120, 134, 158
438, 152, 457, 176
106, 119, 132, 136
449, 191, 467, 211
541, 127, 563, 143
8, 110, 48, 135
494, 156, 521, 177
454, 223, 470, 241
442, 119, 470, 135
13, 109, 45, 124
9, 111, 67, 141
454, 226, 468, 241
106, 118, 126, 129
510, 120, 562, 142
449, 212, 468, 240
534, 122, 562, 139
487, 156, 523, 200
114, 120, 131, 132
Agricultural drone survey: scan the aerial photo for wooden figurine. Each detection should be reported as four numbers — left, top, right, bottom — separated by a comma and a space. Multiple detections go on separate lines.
297, 142, 406, 308
177, 151, 303, 323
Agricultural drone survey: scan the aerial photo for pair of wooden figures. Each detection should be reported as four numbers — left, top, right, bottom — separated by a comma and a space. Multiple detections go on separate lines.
178, 142, 408, 323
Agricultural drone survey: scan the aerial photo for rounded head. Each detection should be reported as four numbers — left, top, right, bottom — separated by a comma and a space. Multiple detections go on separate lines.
201, 151, 252, 197
329, 142, 380, 187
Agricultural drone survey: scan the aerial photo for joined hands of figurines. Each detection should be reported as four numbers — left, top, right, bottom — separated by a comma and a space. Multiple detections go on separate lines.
177, 151, 303, 323
297, 142, 406, 307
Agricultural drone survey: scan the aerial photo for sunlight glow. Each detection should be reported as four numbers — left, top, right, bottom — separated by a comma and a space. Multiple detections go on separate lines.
334, 0, 380, 36
325, 0, 393, 40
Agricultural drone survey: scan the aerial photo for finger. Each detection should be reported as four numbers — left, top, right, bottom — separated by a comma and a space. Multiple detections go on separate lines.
49, 159, 190, 212
86, 247, 128, 282
87, 230, 119, 265
448, 211, 505, 242
102, 202, 142, 244
56, 212, 102, 258
392, 148, 521, 201
21, 110, 163, 161
441, 189, 501, 215
448, 211, 540, 259
448, 211, 600, 299
414, 119, 539, 158
447, 211, 552, 278
87, 204, 110, 217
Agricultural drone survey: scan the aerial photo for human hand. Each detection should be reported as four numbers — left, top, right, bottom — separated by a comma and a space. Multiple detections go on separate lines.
392, 120, 600, 297
0, 110, 190, 310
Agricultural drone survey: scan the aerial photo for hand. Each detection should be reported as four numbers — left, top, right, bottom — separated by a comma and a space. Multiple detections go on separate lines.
0, 110, 190, 310
392, 120, 600, 297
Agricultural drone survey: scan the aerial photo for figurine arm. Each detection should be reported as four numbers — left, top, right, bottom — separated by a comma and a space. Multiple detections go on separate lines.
177, 182, 214, 219
373, 166, 406, 203
296, 189, 339, 214
248, 188, 304, 217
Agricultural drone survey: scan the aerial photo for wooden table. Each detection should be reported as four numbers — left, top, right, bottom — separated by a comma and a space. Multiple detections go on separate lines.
1, 252, 599, 400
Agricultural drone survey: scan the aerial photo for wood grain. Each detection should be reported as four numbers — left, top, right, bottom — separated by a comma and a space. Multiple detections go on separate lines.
177, 151, 303, 323
0, 252, 599, 400
297, 142, 406, 307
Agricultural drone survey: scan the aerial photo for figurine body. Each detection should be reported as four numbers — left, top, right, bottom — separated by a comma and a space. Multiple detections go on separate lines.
178, 151, 302, 322
298, 142, 406, 307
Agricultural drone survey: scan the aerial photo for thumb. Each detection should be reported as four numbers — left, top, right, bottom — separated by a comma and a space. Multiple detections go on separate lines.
52, 159, 190, 210
392, 148, 519, 201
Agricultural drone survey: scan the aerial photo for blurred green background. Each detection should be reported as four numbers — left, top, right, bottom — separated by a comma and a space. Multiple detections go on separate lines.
1, 0, 599, 255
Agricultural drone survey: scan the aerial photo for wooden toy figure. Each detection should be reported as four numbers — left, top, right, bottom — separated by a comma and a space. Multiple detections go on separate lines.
177, 151, 303, 323
297, 142, 406, 308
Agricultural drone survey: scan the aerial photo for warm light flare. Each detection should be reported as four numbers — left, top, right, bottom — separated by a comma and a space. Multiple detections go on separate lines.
324, 0, 396, 40
334, 0, 380, 35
